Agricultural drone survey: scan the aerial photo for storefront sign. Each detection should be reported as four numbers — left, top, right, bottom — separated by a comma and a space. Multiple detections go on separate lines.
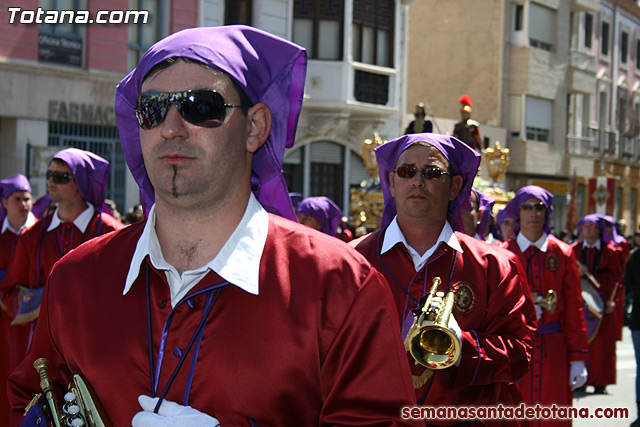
48, 100, 116, 126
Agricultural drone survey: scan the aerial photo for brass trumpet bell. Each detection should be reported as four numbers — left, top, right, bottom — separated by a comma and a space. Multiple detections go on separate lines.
532, 289, 557, 315
404, 278, 462, 370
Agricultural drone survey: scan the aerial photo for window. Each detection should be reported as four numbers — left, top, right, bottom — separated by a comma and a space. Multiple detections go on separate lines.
622, 31, 629, 64
354, 70, 389, 105
39, 0, 79, 35
225, 0, 252, 25
128, 0, 163, 70
528, 3, 555, 52
585, 13, 593, 49
525, 96, 552, 142
293, 0, 343, 60
38, 0, 82, 66
602, 21, 610, 56
514, 4, 523, 31
352, 0, 394, 67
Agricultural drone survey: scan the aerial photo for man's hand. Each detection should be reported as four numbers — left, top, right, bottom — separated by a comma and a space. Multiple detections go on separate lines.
132, 395, 220, 427
569, 361, 588, 390
605, 300, 616, 314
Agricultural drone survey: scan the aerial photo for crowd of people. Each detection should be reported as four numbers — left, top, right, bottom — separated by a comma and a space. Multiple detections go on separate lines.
0, 24, 637, 427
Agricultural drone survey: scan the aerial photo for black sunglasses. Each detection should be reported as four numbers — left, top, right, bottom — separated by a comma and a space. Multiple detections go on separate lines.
520, 202, 546, 212
394, 165, 450, 180
135, 89, 251, 130
46, 170, 73, 184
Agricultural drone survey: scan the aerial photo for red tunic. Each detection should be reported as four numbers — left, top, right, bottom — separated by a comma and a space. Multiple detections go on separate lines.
8, 215, 419, 426
571, 241, 623, 387
0, 228, 31, 424
503, 236, 589, 426
0, 211, 124, 318
352, 230, 536, 426
0, 210, 123, 394
613, 240, 629, 341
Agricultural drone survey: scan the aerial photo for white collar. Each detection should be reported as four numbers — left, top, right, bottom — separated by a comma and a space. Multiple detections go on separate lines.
517, 232, 549, 253
47, 202, 95, 233
582, 239, 601, 250
1, 211, 36, 235
381, 216, 463, 271
123, 193, 268, 300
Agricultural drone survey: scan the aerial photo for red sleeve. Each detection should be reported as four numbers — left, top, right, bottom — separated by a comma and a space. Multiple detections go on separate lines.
561, 249, 589, 361
318, 266, 420, 426
0, 231, 33, 319
453, 248, 536, 387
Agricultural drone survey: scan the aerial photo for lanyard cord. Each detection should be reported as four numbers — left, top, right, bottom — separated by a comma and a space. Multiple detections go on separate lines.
145, 264, 227, 411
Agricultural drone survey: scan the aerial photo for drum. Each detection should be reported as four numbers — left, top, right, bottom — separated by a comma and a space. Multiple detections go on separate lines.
581, 277, 604, 343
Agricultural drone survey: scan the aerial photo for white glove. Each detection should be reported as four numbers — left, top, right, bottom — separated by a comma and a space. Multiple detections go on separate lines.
132, 395, 220, 427
569, 361, 588, 390
534, 304, 543, 320
448, 313, 463, 367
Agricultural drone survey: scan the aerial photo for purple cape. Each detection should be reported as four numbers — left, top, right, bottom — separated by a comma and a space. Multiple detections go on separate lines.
467, 188, 495, 237
577, 213, 610, 244
0, 174, 31, 221
51, 148, 110, 211
115, 25, 307, 220
503, 185, 554, 235
374, 133, 480, 231
296, 196, 343, 236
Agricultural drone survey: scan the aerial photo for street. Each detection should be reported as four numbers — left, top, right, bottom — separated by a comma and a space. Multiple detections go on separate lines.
574, 327, 636, 426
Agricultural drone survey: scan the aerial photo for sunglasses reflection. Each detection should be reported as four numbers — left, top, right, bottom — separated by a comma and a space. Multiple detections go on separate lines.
46, 170, 73, 185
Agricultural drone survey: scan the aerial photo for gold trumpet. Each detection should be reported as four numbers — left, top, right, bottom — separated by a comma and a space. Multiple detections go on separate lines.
26, 358, 111, 427
404, 277, 462, 370
532, 289, 557, 314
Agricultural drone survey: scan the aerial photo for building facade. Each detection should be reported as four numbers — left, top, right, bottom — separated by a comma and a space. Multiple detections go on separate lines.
0, 0, 413, 217
408, 0, 640, 234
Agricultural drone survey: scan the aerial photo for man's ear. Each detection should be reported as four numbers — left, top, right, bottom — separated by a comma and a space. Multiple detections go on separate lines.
449, 175, 464, 201
246, 103, 271, 154
1, 198, 7, 210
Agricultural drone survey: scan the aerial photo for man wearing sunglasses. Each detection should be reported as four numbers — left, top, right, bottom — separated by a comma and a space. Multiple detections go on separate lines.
0, 149, 123, 372
0, 174, 35, 424
8, 26, 418, 427
351, 133, 536, 425
501, 186, 589, 423
571, 214, 624, 396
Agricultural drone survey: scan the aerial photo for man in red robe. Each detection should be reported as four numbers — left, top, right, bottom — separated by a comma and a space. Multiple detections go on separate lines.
8, 26, 419, 426
0, 174, 35, 424
351, 133, 536, 426
0, 149, 123, 372
501, 186, 589, 426
572, 214, 624, 394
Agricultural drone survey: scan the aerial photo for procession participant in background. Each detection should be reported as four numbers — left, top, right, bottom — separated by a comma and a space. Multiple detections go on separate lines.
8, 26, 418, 426
501, 186, 589, 426
572, 214, 624, 394
351, 132, 535, 426
461, 187, 495, 242
453, 94, 481, 152
497, 208, 516, 242
0, 174, 35, 423
602, 215, 629, 341
405, 102, 433, 135
0, 149, 123, 363
296, 196, 343, 237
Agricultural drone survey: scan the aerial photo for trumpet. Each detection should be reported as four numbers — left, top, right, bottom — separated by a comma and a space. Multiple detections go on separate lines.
532, 289, 557, 314
27, 357, 111, 427
404, 277, 461, 370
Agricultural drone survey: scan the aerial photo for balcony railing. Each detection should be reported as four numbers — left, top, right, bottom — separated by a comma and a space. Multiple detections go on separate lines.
569, 128, 640, 161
